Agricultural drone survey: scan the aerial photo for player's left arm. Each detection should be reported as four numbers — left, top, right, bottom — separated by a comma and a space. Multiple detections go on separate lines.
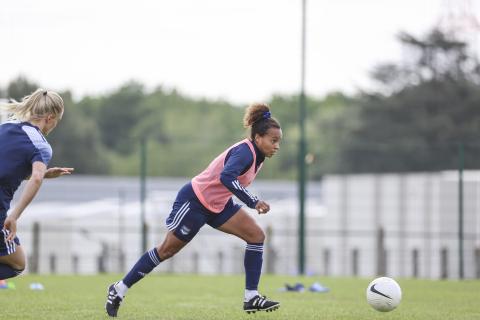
220, 145, 263, 211
25, 128, 74, 179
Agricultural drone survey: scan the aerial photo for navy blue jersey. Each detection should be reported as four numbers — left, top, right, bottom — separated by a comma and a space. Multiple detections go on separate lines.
0, 121, 52, 219
219, 140, 265, 208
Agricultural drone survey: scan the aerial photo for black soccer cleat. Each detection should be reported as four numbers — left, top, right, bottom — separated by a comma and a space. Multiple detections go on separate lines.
105, 282, 124, 317
243, 295, 280, 314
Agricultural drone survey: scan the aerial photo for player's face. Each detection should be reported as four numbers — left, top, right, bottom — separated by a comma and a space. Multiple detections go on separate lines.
255, 127, 282, 158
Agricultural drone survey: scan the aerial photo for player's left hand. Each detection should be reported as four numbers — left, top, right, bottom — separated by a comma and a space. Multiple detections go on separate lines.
44, 167, 74, 179
255, 200, 270, 214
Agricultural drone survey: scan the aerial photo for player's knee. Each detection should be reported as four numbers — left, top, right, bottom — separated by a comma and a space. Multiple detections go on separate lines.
256, 229, 266, 243
10, 260, 25, 271
248, 228, 265, 243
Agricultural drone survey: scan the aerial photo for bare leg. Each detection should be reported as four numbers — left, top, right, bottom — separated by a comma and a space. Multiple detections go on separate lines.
106, 231, 189, 317
0, 246, 26, 279
0, 245, 26, 270
155, 231, 188, 260
217, 208, 265, 243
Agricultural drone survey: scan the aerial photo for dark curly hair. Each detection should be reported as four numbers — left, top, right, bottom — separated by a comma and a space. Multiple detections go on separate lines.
243, 103, 281, 140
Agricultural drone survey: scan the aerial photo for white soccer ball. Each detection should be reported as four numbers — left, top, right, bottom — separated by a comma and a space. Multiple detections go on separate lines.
366, 277, 402, 312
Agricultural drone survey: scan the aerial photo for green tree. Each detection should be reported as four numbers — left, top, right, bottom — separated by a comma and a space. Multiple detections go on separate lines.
7, 76, 39, 101
97, 81, 145, 154
338, 29, 480, 173
48, 91, 109, 174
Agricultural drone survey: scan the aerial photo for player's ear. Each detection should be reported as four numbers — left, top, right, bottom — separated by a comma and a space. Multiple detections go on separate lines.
254, 133, 261, 144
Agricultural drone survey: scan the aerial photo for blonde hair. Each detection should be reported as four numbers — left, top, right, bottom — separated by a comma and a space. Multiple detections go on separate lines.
3, 89, 64, 121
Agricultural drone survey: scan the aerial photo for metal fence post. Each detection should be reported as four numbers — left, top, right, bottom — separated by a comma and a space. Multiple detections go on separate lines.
30, 222, 40, 273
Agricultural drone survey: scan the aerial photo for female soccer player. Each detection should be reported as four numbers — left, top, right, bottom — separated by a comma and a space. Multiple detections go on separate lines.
106, 103, 282, 317
0, 89, 73, 280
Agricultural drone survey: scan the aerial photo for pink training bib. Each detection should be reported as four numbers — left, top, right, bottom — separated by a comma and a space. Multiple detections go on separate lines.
191, 139, 262, 213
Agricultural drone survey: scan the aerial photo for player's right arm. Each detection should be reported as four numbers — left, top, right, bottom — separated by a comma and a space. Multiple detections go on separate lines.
254, 200, 270, 214
3, 161, 46, 241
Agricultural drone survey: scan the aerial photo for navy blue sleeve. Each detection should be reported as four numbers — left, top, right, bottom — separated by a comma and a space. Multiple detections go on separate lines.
22, 125, 52, 165
220, 143, 259, 209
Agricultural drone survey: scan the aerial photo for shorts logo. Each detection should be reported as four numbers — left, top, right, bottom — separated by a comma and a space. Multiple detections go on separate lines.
180, 225, 191, 235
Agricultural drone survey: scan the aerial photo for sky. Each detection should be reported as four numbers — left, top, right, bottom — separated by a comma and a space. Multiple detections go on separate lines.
1, 0, 478, 104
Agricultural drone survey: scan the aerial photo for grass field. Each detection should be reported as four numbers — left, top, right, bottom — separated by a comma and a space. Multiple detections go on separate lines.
0, 274, 479, 319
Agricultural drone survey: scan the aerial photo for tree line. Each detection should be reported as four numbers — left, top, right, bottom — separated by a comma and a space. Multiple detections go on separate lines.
2, 29, 480, 179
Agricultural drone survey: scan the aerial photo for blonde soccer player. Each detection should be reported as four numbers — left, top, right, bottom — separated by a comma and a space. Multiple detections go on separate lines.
0, 89, 73, 279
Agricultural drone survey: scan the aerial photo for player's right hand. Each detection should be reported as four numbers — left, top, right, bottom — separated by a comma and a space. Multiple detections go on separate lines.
3, 216, 17, 242
255, 200, 270, 214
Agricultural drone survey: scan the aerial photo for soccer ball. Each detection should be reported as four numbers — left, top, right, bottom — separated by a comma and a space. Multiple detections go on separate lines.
366, 277, 402, 312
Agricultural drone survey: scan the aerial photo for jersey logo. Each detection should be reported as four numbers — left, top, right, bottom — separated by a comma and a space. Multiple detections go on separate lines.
180, 225, 191, 235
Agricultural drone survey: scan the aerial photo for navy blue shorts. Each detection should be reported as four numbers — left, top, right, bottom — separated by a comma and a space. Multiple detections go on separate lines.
166, 182, 242, 242
0, 223, 20, 256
